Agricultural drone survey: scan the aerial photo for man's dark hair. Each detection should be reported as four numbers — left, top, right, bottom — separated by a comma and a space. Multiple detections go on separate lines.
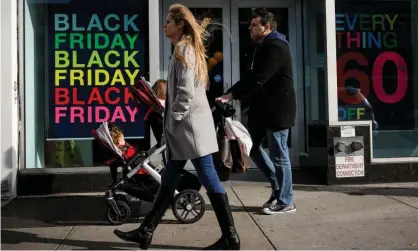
252, 9, 278, 30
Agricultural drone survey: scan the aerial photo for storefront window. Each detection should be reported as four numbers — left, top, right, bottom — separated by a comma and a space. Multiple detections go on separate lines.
189, 8, 224, 106
303, 0, 328, 151
24, 0, 150, 168
335, 0, 418, 158
238, 8, 289, 126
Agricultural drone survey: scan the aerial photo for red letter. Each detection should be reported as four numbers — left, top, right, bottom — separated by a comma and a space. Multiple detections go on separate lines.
55, 88, 69, 105
124, 87, 134, 104
105, 87, 120, 105
72, 88, 85, 105
55, 107, 67, 123
88, 87, 104, 105
373, 52, 408, 104
71, 107, 84, 123
337, 52, 370, 104
336, 32, 344, 49
347, 32, 361, 49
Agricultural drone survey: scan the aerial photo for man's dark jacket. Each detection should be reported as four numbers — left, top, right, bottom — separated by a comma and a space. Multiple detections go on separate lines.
227, 31, 296, 130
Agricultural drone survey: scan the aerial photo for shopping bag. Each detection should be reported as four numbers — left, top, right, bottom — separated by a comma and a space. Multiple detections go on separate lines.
223, 118, 251, 173
229, 139, 249, 173
225, 118, 252, 156
213, 122, 233, 181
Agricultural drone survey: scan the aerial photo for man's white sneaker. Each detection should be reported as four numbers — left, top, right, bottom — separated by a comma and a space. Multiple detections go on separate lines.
262, 203, 296, 215
262, 193, 276, 208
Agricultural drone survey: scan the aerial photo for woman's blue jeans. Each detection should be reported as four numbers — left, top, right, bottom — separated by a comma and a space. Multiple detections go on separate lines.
161, 154, 225, 194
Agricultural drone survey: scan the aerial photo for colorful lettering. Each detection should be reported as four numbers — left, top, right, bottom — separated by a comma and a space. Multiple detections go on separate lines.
336, 11, 410, 125
53, 13, 142, 127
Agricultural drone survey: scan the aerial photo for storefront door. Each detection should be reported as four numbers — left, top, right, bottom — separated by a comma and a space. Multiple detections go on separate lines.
162, 0, 303, 166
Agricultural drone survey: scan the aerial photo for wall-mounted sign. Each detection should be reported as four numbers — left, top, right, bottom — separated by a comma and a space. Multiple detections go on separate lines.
336, 0, 414, 130
46, 0, 149, 140
341, 125, 355, 137
335, 155, 365, 178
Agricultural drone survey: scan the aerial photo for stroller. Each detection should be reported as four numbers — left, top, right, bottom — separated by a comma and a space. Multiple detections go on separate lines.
92, 77, 206, 225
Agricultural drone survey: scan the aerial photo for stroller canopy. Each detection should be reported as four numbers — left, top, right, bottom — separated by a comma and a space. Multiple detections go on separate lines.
92, 122, 124, 158
129, 76, 165, 115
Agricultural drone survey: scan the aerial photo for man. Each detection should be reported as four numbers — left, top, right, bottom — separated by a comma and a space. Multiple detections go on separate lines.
216, 9, 296, 215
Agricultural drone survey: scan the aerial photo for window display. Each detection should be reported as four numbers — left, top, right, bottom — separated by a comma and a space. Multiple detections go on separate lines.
24, 0, 150, 168
335, 0, 418, 158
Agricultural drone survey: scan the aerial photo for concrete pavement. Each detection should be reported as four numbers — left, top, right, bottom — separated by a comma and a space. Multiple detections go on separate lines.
2, 179, 418, 250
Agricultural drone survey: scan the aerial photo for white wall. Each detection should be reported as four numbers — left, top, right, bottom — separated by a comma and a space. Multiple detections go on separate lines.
1, 0, 19, 198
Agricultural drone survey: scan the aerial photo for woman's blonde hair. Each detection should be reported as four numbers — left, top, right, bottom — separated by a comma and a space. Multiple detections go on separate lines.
152, 79, 167, 100
169, 4, 209, 87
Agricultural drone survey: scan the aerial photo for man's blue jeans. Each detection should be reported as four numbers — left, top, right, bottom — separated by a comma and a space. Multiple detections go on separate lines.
250, 128, 293, 206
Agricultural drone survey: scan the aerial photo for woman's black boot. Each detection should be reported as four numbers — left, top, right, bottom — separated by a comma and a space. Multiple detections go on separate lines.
203, 193, 240, 250
113, 185, 173, 250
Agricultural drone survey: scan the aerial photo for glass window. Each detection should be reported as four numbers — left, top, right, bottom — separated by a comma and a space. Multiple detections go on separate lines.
168, 8, 224, 106
24, 0, 150, 168
303, 1, 328, 123
190, 8, 224, 106
238, 8, 289, 121
237, 8, 292, 148
303, 0, 328, 152
335, 0, 418, 158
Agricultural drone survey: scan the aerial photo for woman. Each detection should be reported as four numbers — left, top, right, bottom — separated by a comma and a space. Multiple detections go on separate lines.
113, 4, 240, 250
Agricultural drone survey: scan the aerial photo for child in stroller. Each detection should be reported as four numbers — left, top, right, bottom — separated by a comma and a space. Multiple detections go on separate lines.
105, 79, 168, 197
93, 77, 205, 225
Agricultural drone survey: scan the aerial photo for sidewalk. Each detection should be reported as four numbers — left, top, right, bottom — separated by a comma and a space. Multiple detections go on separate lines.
2, 178, 418, 250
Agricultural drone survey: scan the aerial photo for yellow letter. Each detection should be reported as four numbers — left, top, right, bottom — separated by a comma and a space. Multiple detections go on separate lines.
55, 51, 70, 68
87, 51, 103, 67
126, 69, 139, 85
357, 108, 365, 120
95, 69, 110, 86
104, 50, 120, 67
55, 69, 67, 86
124, 51, 139, 67
72, 51, 85, 67
110, 70, 125, 85
70, 70, 84, 86
385, 14, 398, 30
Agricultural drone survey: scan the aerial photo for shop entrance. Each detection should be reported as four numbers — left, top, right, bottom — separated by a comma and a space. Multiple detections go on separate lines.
162, 0, 303, 166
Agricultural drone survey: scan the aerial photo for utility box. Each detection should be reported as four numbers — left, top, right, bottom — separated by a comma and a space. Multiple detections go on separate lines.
326, 125, 371, 185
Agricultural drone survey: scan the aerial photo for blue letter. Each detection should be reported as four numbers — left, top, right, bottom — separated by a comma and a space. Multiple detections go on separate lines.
72, 14, 84, 31
338, 107, 347, 120
54, 14, 69, 31
87, 14, 103, 31
335, 14, 345, 31
124, 15, 139, 31
104, 14, 120, 31
345, 14, 358, 31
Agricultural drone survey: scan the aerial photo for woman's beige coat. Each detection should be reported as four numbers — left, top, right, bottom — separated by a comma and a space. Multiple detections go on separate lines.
163, 44, 219, 160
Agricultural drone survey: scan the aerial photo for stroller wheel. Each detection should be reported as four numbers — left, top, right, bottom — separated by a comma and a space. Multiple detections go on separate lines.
172, 189, 205, 224
106, 200, 131, 225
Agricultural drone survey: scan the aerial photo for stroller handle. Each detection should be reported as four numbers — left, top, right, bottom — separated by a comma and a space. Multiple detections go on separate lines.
213, 101, 236, 118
